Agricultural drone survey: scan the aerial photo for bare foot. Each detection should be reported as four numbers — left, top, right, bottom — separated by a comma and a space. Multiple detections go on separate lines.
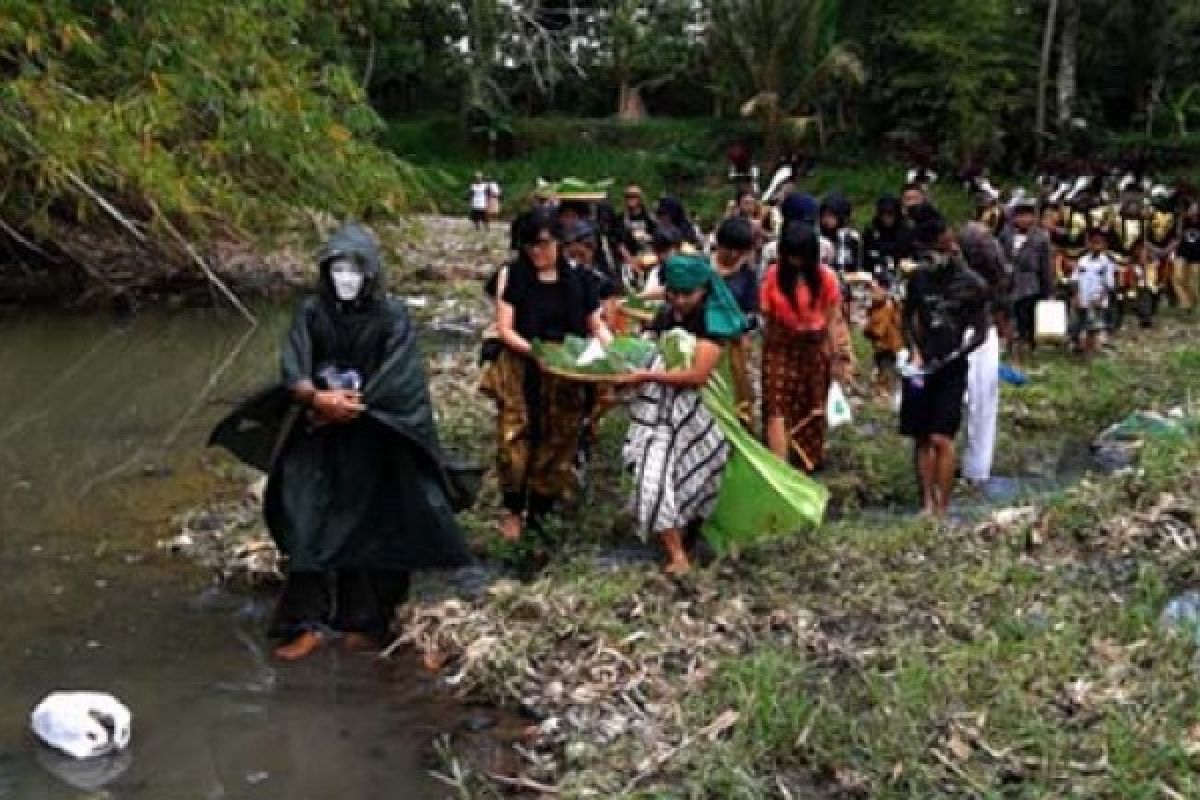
273, 631, 324, 662
663, 556, 691, 577
341, 633, 380, 654
499, 512, 523, 542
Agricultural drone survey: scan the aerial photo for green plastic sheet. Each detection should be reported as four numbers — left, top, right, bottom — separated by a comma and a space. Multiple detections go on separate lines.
660, 330, 829, 552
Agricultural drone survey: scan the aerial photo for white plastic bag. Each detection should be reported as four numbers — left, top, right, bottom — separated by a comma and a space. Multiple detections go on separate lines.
1034, 299, 1068, 342
826, 381, 853, 429
31, 692, 132, 760
574, 337, 607, 367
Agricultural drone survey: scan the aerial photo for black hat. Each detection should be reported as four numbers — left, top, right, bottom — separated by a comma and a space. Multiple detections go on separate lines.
652, 225, 683, 252
716, 216, 755, 251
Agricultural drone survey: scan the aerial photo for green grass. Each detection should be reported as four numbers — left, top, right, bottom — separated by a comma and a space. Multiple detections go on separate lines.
426, 314, 1200, 798
671, 435, 1200, 797
384, 115, 973, 229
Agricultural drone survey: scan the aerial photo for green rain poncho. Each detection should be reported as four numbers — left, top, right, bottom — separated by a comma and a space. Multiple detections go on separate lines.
661, 329, 828, 551
210, 224, 474, 572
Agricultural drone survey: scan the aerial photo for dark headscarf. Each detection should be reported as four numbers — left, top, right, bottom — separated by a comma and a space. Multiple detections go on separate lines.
781, 192, 818, 226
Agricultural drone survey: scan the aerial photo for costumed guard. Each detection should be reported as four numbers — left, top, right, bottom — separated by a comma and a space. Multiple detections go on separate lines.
210, 223, 474, 661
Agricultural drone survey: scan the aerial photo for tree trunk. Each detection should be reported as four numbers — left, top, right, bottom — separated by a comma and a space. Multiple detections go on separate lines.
1056, 0, 1080, 132
1035, 0, 1059, 160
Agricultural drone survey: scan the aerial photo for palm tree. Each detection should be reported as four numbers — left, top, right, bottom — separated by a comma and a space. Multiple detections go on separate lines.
708, 0, 865, 163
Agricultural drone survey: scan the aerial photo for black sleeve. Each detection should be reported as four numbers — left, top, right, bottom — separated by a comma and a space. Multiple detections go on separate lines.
500, 273, 523, 307
580, 274, 601, 317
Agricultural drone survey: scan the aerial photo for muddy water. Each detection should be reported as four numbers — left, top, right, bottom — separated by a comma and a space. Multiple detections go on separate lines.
0, 306, 484, 799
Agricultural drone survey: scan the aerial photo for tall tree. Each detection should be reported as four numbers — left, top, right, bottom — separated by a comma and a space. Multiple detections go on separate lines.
1056, 0, 1079, 134
607, 0, 700, 118
1035, 0, 1059, 160
708, 0, 863, 163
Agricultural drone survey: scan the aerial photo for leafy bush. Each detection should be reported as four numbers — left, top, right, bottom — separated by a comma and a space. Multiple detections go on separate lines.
0, 1, 429, 243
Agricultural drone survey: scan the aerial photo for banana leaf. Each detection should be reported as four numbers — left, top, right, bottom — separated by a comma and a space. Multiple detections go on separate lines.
661, 329, 828, 552
533, 334, 657, 377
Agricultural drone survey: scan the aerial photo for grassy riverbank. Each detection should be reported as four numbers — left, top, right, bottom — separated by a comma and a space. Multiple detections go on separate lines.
405, 315, 1200, 798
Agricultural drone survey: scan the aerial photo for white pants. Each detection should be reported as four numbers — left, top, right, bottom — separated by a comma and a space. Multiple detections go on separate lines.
962, 326, 1000, 483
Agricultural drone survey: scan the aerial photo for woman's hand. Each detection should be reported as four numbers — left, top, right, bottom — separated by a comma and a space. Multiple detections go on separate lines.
312, 389, 365, 423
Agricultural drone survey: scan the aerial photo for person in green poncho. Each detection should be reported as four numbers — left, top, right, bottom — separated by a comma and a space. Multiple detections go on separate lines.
210, 223, 473, 661
624, 253, 747, 575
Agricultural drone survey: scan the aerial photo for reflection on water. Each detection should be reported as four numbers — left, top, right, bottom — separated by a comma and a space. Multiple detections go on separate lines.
0, 306, 457, 799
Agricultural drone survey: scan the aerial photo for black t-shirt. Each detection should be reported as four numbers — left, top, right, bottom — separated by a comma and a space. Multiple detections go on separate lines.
502, 266, 599, 342
1180, 225, 1200, 263
905, 259, 990, 362
648, 306, 726, 344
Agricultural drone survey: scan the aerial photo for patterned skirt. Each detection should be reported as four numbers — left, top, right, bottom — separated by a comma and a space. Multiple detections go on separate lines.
762, 325, 830, 471
623, 373, 730, 540
480, 348, 589, 504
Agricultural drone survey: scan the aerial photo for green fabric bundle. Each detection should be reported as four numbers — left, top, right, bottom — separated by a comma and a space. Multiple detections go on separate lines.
660, 329, 828, 551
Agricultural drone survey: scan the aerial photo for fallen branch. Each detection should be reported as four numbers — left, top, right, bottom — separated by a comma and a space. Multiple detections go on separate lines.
65, 170, 146, 243
486, 772, 561, 794
149, 200, 257, 326
0, 216, 53, 260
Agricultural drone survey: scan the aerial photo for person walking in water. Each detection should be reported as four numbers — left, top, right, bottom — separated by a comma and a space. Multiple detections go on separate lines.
210, 223, 474, 661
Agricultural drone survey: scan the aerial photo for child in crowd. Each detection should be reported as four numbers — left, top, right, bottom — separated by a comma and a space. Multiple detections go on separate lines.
1126, 238, 1160, 329
864, 274, 904, 399
1072, 228, 1117, 358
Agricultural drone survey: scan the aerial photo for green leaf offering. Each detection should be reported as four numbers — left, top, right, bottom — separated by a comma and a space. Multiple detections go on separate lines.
533, 335, 657, 377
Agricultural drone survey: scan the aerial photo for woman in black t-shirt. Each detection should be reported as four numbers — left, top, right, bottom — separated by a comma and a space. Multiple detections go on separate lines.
481, 210, 611, 541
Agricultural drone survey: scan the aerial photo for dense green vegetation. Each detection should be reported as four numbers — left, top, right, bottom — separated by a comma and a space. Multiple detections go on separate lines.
1, 1, 425, 259
4, 0, 1200, 283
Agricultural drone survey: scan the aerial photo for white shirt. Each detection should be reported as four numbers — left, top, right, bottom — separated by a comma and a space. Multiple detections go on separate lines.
1074, 252, 1116, 308
469, 182, 489, 211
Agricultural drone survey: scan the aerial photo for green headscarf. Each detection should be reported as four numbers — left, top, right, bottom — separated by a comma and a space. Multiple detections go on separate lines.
662, 253, 747, 338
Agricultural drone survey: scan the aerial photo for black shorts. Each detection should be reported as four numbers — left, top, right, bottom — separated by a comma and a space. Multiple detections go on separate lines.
899, 357, 968, 438
1013, 296, 1039, 342
469, 209, 488, 224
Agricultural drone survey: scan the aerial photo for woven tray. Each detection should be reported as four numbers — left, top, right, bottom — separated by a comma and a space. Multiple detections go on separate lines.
537, 362, 641, 384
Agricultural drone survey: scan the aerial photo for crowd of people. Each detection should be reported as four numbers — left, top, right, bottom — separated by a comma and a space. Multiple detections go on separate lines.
212, 165, 1199, 660
484, 168, 1200, 546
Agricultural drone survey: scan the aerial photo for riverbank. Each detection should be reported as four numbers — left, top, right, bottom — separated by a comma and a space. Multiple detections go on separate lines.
161, 286, 1200, 795
388, 318, 1200, 797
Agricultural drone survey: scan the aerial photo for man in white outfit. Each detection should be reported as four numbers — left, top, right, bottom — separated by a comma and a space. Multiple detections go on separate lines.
958, 210, 1009, 486
962, 324, 1000, 484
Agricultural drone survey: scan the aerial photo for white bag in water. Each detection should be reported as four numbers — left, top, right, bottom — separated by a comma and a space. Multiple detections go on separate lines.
31, 692, 132, 760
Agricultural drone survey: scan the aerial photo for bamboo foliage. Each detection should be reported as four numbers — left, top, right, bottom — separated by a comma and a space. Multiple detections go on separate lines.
0, 0, 430, 247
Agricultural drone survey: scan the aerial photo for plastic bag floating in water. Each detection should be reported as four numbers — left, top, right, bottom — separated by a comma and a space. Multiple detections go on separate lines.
30, 692, 132, 760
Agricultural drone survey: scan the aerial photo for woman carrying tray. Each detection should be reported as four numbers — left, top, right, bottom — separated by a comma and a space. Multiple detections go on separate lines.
483, 209, 613, 541
624, 253, 747, 575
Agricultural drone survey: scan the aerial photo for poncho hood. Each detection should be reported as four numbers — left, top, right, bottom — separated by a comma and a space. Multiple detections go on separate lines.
317, 222, 385, 306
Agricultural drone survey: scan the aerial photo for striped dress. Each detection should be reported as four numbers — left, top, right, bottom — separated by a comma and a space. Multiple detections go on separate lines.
623, 361, 730, 540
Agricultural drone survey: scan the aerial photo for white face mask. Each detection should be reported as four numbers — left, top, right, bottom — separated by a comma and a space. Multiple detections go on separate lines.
329, 257, 365, 302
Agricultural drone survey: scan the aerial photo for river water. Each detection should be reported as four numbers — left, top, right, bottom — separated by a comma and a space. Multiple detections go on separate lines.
0, 306, 481, 799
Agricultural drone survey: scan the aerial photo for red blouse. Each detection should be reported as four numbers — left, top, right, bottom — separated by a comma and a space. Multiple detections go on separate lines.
760, 263, 841, 332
